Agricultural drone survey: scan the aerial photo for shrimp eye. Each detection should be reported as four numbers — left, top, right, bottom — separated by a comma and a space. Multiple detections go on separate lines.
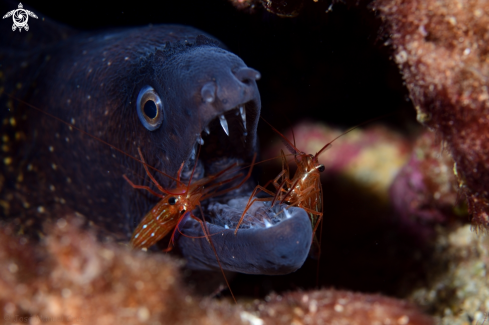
180, 209, 186, 215
317, 165, 325, 172
137, 85, 164, 131
168, 197, 177, 205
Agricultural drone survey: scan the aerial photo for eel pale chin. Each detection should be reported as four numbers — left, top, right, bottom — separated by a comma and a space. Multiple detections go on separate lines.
0, 8, 312, 275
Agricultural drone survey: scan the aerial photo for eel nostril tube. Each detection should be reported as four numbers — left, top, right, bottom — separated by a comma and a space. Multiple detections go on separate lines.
201, 81, 216, 103
235, 67, 261, 83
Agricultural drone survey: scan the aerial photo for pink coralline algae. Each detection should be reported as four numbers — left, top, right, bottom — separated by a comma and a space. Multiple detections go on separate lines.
263, 121, 411, 203
0, 215, 434, 325
374, 0, 489, 230
390, 131, 467, 239
253, 290, 434, 325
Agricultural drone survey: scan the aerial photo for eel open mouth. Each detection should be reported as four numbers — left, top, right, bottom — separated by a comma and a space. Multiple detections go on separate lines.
173, 98, 312, 275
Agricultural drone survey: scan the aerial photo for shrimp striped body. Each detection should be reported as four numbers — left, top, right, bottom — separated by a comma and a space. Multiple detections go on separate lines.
275, 152, 324, 234
234, 150, 325, 237
131, 185, 201, 249
235, 120, 331, 238
127, 147, 256, 250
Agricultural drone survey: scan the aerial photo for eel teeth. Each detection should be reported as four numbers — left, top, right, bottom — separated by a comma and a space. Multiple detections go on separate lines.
190, 145, 197, 160
196, 134, 204, 146
284, 208, 292, 219
204, 126, 210, 135
239, 106, 246, 130
264, 219, 272, 228
239, 106, 247, 136
219, 114, 229, 136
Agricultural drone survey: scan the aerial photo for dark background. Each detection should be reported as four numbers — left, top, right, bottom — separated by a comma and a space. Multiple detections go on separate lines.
13, 0, 415, 131
4, 0, 423, 298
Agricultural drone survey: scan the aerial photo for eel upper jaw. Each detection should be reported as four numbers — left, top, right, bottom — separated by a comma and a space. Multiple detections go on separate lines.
179, 64, 261, 183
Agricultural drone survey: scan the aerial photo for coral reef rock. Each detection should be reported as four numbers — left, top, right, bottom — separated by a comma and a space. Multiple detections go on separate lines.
0, 214, 433, 324
410, 225, 489, 325
374, 0, 489, 230
251, 290, 434, 325
390, 131, 467, 239
0, 216, 241, 325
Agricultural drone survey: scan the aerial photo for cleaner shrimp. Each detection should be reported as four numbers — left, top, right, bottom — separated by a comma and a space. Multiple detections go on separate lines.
128, 146, 257, 250
235, 116, 380, 240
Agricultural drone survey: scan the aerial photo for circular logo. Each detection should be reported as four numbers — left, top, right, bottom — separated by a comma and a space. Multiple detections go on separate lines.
13, 9, 28, 28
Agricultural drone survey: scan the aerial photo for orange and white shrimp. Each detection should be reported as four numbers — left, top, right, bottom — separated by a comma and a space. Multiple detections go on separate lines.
235, 117, 375, 240
127, 147, 257, 251
234, 124, 327, 238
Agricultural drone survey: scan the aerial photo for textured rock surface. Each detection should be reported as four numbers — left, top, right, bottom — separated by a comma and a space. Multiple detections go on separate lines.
374, 0, 489, 230
0, 216, 240, 325
409, 225, 489, 325
0, 215, 433, 325
390, 131, 466, 239
252, 290, 433, 325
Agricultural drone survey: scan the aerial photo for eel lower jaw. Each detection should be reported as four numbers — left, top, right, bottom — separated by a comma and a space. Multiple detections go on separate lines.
176, 202, 313, 275
176, 163, 313, 275
174, 100, 312, 275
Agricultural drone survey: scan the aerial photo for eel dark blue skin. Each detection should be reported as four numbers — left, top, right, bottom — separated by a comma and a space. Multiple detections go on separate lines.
0, 8, 312, 275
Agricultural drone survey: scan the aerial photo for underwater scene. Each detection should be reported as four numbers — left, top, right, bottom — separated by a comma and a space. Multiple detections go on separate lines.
0, 0, 488, 324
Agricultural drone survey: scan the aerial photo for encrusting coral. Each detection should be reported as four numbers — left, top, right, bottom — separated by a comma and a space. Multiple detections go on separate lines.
251, 290, 433, 325
390, 131, 467, 239
0, 216, 238, 325
409, 225, 489, 325
373, 0, 489, 230
0, 215, 433, 325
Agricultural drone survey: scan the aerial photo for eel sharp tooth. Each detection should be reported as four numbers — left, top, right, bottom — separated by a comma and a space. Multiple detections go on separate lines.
204, 126, 210, 135
219, 114, 229, 136
190, 145, 197, 160
196, 134, 204, 145
284, 208, 292, 219
239, 106, 246, 131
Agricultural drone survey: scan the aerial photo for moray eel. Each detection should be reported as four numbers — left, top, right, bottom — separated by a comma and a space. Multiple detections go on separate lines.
0, 7, 311, 275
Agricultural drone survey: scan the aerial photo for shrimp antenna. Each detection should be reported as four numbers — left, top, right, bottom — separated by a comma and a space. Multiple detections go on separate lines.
260, 116, 302, 155
198, 205, 236, 303
283, 115, 297, 148
315, 112, 397, 158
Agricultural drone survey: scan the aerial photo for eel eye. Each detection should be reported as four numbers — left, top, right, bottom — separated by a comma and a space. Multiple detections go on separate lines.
168, 197, 177, 205
317, 165, 325, 172
180, 209, 186, 215
137, 85, 164, 131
